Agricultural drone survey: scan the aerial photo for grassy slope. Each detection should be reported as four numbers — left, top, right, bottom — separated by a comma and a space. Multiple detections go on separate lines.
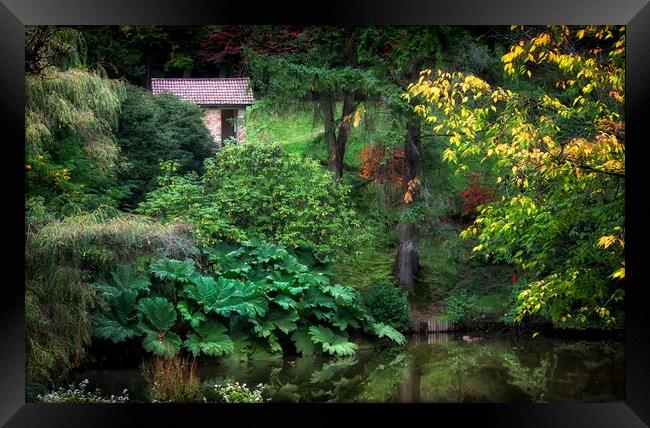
246, 106, 515, 324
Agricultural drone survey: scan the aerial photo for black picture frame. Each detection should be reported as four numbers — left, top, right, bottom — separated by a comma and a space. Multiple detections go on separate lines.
2, 1, 649, 426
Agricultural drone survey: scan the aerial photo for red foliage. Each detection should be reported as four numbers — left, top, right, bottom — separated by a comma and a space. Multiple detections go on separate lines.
358, 143, 404, 186
460, 173, 492, 216
197, 26, 307, 66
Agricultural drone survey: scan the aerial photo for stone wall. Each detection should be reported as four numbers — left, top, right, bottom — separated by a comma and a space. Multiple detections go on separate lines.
203, 108, 222, 147
203, 107, 248, 147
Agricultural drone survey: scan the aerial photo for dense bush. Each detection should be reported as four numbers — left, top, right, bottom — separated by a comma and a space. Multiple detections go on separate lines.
361, 282, 413, 333
139, 142, 359, 259
115, 85, 213, 208
92, 241, 405, 361
25, 209, 198, 385
25, 68, 128, 215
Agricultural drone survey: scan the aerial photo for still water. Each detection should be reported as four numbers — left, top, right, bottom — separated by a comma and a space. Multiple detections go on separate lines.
72, 333, 624, 403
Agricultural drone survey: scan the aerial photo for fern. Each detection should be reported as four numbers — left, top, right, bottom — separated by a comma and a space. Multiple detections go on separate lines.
184, 320, 234, 357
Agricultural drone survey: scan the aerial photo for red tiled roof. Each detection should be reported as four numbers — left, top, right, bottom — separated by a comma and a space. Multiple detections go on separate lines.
151, 78, 255, 105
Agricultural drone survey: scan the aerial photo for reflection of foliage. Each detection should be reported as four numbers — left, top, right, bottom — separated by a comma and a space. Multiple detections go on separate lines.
356, 351, 410, 402
503, 352, 555, 402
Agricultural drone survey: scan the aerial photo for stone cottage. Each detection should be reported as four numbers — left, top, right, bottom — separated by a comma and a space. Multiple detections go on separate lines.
151, 78, 255, 146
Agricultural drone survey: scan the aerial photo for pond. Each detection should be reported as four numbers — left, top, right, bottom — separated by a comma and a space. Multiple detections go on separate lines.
70, 333, 624, 403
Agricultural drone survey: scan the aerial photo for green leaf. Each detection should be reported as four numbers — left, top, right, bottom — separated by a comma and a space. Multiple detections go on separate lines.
323, 284, 357, 304
142, 330, 181, 358
149, 258, 197, 283
93, 315, 139, 343
308, 326, 358, 357
184, 320, 234, 357
291, 329, 315, 356
370, 322, 406, 345
272, 294, 297, 310
109, 264, 150, 293
137, 297, 177, 331
176, 300, 206, 328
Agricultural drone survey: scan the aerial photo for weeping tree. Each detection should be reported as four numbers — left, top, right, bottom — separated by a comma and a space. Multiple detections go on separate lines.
25, 27, 128, 220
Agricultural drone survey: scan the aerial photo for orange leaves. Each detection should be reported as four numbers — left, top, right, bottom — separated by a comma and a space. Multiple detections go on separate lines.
358, 143, 404, 187
403, 178, 421, 204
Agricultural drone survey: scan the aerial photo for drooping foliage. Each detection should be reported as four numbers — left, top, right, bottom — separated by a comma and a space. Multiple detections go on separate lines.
92, 241, 405, 360
25, 209, 198, 385
25, 65, 127, 217
115, 85, 213, 208
139, 142, 359, 259
406, 25, 625, 328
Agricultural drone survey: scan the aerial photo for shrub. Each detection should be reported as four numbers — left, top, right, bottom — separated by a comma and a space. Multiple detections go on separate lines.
361, 282, 413, 333
139, 142, 359, 259
115, 85, 213, 208
142, 356, 201, 403
37, 379, 129, 403
25, 209, 199, 386
93, 241, 406, 361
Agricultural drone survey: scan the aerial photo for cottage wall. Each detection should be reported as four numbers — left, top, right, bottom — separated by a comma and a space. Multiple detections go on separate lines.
203, 108, 222, 146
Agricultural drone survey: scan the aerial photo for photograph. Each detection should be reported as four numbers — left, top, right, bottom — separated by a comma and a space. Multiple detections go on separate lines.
22, 24, 628, 405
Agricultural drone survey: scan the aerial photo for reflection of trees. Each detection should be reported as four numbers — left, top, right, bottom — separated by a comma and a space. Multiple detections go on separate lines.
502, 352, 556, 402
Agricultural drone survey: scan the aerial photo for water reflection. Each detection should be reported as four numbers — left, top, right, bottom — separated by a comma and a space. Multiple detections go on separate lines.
71, 333, 624, 403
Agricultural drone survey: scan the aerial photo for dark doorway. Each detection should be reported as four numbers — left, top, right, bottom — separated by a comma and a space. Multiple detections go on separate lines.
221, 109, 236, 142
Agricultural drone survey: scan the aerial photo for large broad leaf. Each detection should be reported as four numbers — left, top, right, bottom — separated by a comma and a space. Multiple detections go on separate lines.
254, 309, 299, 338
304, 288, 336, 309
291, 329, 315, 356
142, 330, 182, 358
149, 258, 197, 283
185, 276, 267, 319
323, 284, 357, 304
109, 264, 150, 293
250, 241, 284, 263
275, 253, 308, 274
93, 315, 139, 343
184, 275, 219, 305
176, 300, 206, 328
272, 294, 297, 310
137, 297, 177, 331
105, 288, 139, 325
308, 326, 358, 357
330, 309, 361, 331
371, 322, 407, 345
184, 320, 234, 357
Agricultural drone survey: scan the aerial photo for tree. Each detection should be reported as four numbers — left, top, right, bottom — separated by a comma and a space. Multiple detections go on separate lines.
246, 26, 383, 180
355, 26, 480, 290
406, 25, 625, 327
25, 37, 127, 218
115, 85, 213, 208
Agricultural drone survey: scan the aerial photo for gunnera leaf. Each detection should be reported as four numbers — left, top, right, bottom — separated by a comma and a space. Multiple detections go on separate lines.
184, 320, 234, 357
308, 326, 358, 357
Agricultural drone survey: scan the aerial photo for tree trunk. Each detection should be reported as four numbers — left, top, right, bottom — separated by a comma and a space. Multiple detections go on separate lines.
321, 92, 356, 180
395, 119, 422, 291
